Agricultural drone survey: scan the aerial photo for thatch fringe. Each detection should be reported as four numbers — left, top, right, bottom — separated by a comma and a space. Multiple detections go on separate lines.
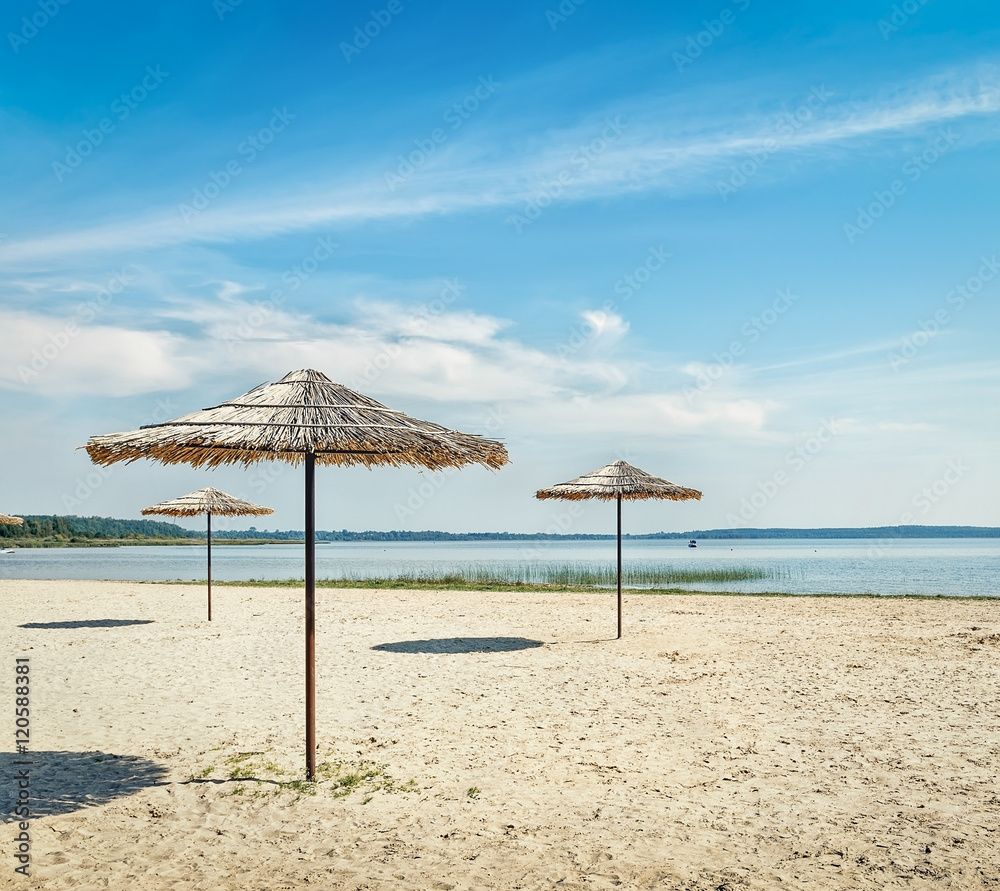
535, 460, 702, 502
85, 369, 509, 471
142, 487, 274, 518
0, 513, 24, 525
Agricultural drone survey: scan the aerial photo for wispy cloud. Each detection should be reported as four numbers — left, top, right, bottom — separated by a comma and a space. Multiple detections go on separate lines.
3, 68, 999, 266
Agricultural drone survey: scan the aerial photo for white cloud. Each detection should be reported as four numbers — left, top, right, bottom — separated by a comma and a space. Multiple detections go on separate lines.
0, 310, 199, 396
580, 309, 629, 343
0, 300, 777, 440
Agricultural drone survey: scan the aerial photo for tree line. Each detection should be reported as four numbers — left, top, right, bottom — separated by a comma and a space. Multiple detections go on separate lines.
0, 515, 198, 542
2, 517, 996, 544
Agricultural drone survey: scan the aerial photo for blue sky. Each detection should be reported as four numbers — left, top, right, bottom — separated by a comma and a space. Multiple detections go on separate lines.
1, 0, 999, 534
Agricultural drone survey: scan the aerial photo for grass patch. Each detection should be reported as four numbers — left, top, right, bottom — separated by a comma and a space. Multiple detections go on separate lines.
163, 560, 785, 590
156, 560, 785, 591
316, 759, 418, 798
193, 748, 419, 801
158, 577, 997, 600
467, 786, 482, 799
225, 751, 263, 780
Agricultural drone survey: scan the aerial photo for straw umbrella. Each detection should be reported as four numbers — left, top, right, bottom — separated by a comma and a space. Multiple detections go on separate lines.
535, 460, 701, 639
85, 369, 508, 778
141, 487, 273, 621
0, 514, 23, 525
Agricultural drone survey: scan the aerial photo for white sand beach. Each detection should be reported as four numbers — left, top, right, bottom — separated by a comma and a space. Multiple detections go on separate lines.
2, 579, 999, 889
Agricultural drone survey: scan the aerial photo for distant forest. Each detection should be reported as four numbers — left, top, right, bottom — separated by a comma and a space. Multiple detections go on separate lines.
215, 525, 1000, 540
2, 517, 998, 545
0, 515, 199, 543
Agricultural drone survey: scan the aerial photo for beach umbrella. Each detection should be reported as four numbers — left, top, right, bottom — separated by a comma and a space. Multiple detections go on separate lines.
141, 487, 273, 621
0, 514, 23, 525
535, 460, 701, 639
84, 369, 508, 778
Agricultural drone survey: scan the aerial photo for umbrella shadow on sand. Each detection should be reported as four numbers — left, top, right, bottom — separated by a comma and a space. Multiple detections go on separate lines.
19, 619, 155, 630
1, 751, 169, 818
373, 637, 544, 654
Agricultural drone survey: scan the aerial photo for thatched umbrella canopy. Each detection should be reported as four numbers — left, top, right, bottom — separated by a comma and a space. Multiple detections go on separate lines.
142, 487, 273, 621
86, 369, 508, 778
536, 460, 701, 639
0, 513, 23, 525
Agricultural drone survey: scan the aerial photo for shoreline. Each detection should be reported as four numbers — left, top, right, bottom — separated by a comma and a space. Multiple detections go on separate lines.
0, 577, 1000, 602
163, 578, 1000, 600
2, 574, 998, 599
0, 578, 1000, 602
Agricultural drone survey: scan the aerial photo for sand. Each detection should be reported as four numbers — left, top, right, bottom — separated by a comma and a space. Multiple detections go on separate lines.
2, 579, 999, 890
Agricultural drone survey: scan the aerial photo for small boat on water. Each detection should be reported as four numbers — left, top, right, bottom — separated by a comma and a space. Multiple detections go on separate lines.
688, 539, 697, 548
1, 548, 17, 555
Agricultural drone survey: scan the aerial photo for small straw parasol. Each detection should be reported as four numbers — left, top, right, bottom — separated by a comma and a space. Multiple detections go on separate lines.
536, 460, 701, 639
0, 514, 24, 525
141, 487, 273, 621
85, 369, 508, 779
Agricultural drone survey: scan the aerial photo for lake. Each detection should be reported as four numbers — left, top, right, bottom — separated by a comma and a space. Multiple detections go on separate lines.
1, 538, 999, 597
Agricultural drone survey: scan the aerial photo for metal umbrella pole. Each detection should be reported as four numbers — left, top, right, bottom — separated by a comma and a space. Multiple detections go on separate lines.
304, 452, 317, 780
616, 494, 622, 640
206, 511, 212, 621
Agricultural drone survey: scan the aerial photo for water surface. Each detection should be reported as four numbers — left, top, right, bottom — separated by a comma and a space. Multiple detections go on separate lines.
2, 538, 998, 597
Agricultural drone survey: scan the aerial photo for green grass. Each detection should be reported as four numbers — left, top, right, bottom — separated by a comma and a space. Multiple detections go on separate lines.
160, 577, 997, 600
190, 748, 420, 801
162, 560, 787, 590
352, 561, 784, 587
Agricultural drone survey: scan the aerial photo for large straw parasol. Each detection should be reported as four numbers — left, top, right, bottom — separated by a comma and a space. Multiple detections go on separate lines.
0, 514, 24, 525
85, 369, 508, 778
141, 487, 273, 621
535, 460, 701, 639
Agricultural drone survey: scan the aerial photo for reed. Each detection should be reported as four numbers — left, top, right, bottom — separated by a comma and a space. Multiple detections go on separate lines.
310, 561, 784, 587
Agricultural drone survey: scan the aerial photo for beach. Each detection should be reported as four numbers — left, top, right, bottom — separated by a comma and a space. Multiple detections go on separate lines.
3, 579, 999, 890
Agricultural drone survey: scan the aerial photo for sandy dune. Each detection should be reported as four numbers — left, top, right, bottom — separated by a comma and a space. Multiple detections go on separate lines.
2, 579, 999, 889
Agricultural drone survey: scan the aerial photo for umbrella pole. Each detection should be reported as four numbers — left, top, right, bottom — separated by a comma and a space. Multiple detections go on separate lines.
207, 511, 212, 622
617, 494, 622, 640
305, 452, 317, 781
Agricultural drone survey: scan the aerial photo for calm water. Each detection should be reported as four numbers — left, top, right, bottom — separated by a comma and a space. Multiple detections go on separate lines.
1, 539, 999, 596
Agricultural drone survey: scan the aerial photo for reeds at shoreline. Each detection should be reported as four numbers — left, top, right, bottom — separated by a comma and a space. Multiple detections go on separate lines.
413, 561, 783, 587
167, 561, 788, 589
